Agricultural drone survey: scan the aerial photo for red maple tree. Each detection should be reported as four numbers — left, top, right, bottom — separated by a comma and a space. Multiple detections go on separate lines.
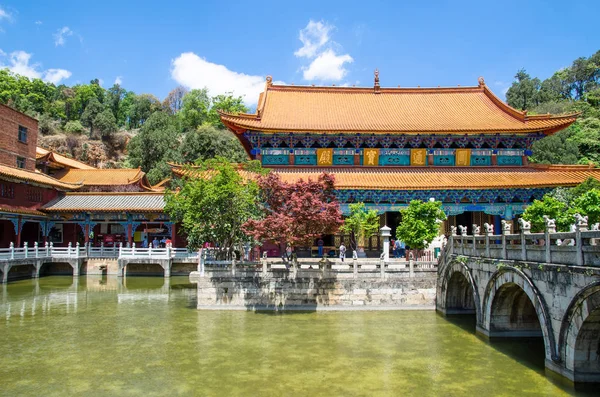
242, 172, 343, 249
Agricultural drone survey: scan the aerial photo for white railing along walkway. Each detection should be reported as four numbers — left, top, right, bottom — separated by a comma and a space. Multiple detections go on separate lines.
447, 215, 600, 267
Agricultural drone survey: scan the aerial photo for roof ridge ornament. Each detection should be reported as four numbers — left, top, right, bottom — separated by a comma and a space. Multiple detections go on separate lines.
478, 76, 485, 87
374, 69, 380, 93
266, 75, 273, 86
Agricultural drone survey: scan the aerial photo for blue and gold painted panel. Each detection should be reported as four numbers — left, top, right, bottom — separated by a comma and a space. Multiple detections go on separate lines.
333, 149, 355, 165
379, 149, 410, 166
497, 149, 523, 166
432, 149, 455, 166
470, 149, 492, 166
261, 149, 290, 165
294, 149, 316, 165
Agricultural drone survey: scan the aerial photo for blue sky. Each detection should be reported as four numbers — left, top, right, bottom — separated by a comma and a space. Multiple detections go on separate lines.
0, 0, 598, 106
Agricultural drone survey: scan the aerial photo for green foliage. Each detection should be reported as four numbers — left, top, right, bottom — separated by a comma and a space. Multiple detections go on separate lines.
522, 195, 571, 232
339, 202, 380, 250
506, 69, 542, 110
80, 97, 104, 137
573, 189, 600, 224
94, 108, 117, 138
207, 94, 248, 128
164, 157, 261, 253
127, 111, 182, 184
63, 120, 85, 134
571, 177, 600, 200
529, 130, 580, 164
179, 89, 210, 130
396, 200, 447, 250
179, 124, 248, 163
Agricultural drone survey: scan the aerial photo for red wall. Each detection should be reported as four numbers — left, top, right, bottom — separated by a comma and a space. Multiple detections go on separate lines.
0, 181, 59, 211
0, 104, 38, 171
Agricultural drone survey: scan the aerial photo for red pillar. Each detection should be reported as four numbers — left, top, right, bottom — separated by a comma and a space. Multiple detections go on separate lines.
171, 223, 177, 246
127, 224, 133, 246
84, 224, 90, 244
16, 216, 22, 247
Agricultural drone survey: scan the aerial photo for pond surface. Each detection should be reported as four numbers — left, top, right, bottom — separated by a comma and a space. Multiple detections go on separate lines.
0, 276, 593, 396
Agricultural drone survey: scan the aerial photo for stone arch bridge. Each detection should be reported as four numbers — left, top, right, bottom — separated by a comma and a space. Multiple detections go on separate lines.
437, 219, 600, 385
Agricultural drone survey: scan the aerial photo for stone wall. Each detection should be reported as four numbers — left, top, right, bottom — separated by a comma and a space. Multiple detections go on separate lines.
191, 270, 437, 311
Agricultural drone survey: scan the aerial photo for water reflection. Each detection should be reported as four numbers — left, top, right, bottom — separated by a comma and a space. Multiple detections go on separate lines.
0, 276, 593, 396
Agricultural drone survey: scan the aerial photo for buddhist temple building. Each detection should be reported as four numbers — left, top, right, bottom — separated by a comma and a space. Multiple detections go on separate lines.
219, 73, 600, 251
0, 103, 174, 249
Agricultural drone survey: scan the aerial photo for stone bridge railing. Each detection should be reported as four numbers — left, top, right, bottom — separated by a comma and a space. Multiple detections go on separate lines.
447, 215, 600, 267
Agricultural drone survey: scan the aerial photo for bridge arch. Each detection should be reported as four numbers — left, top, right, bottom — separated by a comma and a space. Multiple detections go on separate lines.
439, 260, 482, 324
559, 282, 600, 383
482, 267, 558, 362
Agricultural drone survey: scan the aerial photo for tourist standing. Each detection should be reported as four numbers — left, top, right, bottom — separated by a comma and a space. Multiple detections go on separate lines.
394, 239, 401, 258
142, 236, 148, 248
391, 238, 396, 257
152, 237, 159, 248
317, 238, 324, 257
339, 242, 346, 262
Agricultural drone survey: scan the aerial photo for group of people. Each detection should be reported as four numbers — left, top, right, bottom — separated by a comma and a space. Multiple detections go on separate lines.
142, 236, 172, 248
390, 239, 406, 258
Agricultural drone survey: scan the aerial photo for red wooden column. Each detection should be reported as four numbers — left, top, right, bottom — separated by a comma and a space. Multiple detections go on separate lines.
16, 216, 22, 247
127, 223, 133, 246
84, 224, 90, 244
171, 223, 177, 246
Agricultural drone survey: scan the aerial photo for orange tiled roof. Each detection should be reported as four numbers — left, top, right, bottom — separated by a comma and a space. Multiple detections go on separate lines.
56, 168, 146, 185
36, 147, 96, 170
169, 163, 600, 190
220, 77, 578, 135
0, 164, 81, 190
0, 206, 47, 217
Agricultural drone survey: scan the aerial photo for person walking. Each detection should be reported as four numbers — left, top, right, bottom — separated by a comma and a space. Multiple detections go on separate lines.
339, 242, 346, 262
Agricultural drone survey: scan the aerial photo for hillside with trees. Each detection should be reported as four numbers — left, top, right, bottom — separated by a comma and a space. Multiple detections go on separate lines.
505, 50, 600, 165
0, 70, 248, 183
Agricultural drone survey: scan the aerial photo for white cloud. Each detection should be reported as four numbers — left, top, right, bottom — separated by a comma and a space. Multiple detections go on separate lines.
0, 7, 11, 21
0, 48, 5, 56
44, 68, 72, 84
0, 50, 71, 84
171, 52, 282, 106
35, 20, 42, 25
302, 49, 353, 81
114, 76, 123, 85
294, 20, 332, 58
53, 26, 73, 46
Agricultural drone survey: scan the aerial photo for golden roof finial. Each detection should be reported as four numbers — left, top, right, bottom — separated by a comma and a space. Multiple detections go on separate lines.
478, 76, 485, 87
374, 69, 380, 87
266, 75, 273, 86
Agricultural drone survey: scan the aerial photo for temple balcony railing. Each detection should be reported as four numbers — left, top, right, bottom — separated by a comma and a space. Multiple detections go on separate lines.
446, 216, 600, 267
118, 244, 199, 260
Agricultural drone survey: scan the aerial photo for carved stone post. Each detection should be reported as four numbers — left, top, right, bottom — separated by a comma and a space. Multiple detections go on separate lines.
472, 224, 480, 255
518, 218, 531, 261
543, 216, 556, 264
261, 251, 267, 276
24, 241, 28, 258
483, 223, 493, 258
450, 226, 457, 255
501, 220, 511, 260
574, 213, 588, 266
458, 225, 468, 256
34, 241, 39, 258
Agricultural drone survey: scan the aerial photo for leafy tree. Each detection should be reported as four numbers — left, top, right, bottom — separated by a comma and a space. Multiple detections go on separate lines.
63, 120, 85, 134
164, 157, 262, 256
506, 69, 542, 110
94, 108, 117, 138
179, 124, 248, 163
573, 189, 600, 225
106, 84, 127, 125
242, 172, 343, 251
179, 88, 210, 130
339, 202, 380, 251
126, 112, 181, 183
521, 195, 571, 232
129, 94, 161, 129
80, 97, 104, 138
529, 130, 580, 164
570, 177, 600, 200
207, 93, 248, 128
396, 199, 446, 250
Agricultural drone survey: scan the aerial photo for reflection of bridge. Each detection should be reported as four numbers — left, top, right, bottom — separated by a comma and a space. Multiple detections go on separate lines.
436, 219, 600, 385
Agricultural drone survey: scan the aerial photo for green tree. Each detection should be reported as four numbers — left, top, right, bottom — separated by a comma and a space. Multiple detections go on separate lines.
521, 195, 571, 232
179, 88, 210, 130
179, 124, 248, 163
80, 97, 104, 138
128, 94, 161, 129
506, 69, 542, 110
106, 84, 127, 125
339, 202, 380, 251
529, 130, 580, 164
207, 93, 248, 128
164, 157, 262, 255
573, 189, 600, 225
63, 120, 85, 134
571, 177, 600, 200
126, 112, 181, 183
396, 199, 446, 250
94, 108, 118, 138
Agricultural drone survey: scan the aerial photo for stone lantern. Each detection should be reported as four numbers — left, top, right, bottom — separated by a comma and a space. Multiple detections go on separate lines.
380, 225, 392, 262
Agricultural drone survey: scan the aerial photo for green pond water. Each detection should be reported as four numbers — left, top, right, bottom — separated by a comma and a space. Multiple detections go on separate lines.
0, 276, 595, 396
